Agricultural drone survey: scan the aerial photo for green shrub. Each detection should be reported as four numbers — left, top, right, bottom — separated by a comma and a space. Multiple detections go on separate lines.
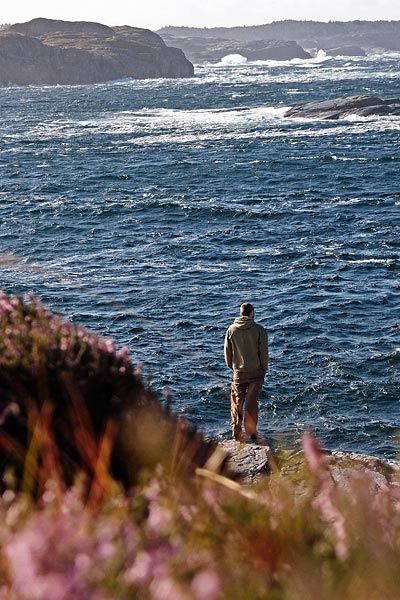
0, 291, 217, 497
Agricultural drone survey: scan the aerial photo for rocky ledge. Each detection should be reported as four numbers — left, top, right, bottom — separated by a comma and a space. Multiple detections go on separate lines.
221, 439, 399, 492
0, 18, 194, 86
284, 94, 400, 119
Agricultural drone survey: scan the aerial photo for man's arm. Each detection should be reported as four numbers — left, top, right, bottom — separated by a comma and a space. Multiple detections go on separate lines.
224, 331, 233, 369
259, 327, 269, 373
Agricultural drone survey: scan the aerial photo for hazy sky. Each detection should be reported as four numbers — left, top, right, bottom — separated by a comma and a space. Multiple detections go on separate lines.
2, 1, 400, 30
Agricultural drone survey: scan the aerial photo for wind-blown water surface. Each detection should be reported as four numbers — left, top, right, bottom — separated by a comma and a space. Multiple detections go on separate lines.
1, 52, 399, 457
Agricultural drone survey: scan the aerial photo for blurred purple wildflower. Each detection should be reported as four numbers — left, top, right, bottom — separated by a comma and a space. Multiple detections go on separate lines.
191, 569, 221, 600
302, 433, 349, 560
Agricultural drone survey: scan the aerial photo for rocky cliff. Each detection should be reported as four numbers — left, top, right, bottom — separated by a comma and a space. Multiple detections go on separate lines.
0, 18, 194, 85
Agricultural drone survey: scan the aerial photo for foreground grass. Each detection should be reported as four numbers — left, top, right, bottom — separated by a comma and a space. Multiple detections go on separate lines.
0, 437, 399, 600
0, 292, 399, 599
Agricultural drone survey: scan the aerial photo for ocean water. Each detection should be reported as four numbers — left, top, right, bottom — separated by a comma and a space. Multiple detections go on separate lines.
0, 52, 399, 459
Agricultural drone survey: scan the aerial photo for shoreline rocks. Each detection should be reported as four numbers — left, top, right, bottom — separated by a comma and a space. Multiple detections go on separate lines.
221, 439, 400, 489
284, 94, 400, 119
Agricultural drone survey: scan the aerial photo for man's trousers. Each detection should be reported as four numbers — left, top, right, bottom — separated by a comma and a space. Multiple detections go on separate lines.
230, 369, 264, 439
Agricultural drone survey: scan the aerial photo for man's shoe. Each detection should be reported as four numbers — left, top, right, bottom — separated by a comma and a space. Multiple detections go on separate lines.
250, 432, 266, 445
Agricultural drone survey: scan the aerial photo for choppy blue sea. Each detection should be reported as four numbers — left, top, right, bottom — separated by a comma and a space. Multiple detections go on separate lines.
0, 52, 399, 458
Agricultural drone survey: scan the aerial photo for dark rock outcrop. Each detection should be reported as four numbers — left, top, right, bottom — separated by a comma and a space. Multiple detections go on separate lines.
284, 94, 400, 120
159, 33, 310, 64
324, 45, 366, 57
0, 17, 194, 85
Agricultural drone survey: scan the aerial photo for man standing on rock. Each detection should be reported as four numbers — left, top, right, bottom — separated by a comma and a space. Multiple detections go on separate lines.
224, 303, 268, 442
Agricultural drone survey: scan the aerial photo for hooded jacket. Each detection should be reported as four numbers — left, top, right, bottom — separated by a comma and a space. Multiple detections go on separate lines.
224, 316, 268, 373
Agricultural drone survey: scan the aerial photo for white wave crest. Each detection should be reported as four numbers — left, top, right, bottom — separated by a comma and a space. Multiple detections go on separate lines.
219, 54, 247, 66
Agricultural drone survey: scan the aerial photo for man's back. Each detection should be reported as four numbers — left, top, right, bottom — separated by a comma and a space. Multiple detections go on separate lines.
224, 315, 268, 373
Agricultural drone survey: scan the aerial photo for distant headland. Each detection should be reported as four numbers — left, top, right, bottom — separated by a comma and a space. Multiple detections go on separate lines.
158, 20, 400, 63
0, 18, 194, 85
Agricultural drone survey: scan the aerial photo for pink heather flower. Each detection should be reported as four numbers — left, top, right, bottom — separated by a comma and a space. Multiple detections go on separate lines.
60, 338, 69, 352
6, 530, 75, 599
313, 481, 348, 561
179, 504, 198, 524
125, 544, 174, 589
182, 549, 213, 571
116, 346, 130, 361
191, 569, 221, 600
120, 522, 138, 555
143, 478, 162, 503
0, 296, 14, 313
74, 553, 92, 578
5, 533, 37, 590
302, 432, 324, 474
124, 551, 153, 585
302, 434, 349, 560
199, 474, 223, 510
5, 510, 110, 600
10, 296, 21, 308
104, 339, 115, 353
146, 504, 173, 535
149, 577, 189, 600
389, 482, 400, 505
